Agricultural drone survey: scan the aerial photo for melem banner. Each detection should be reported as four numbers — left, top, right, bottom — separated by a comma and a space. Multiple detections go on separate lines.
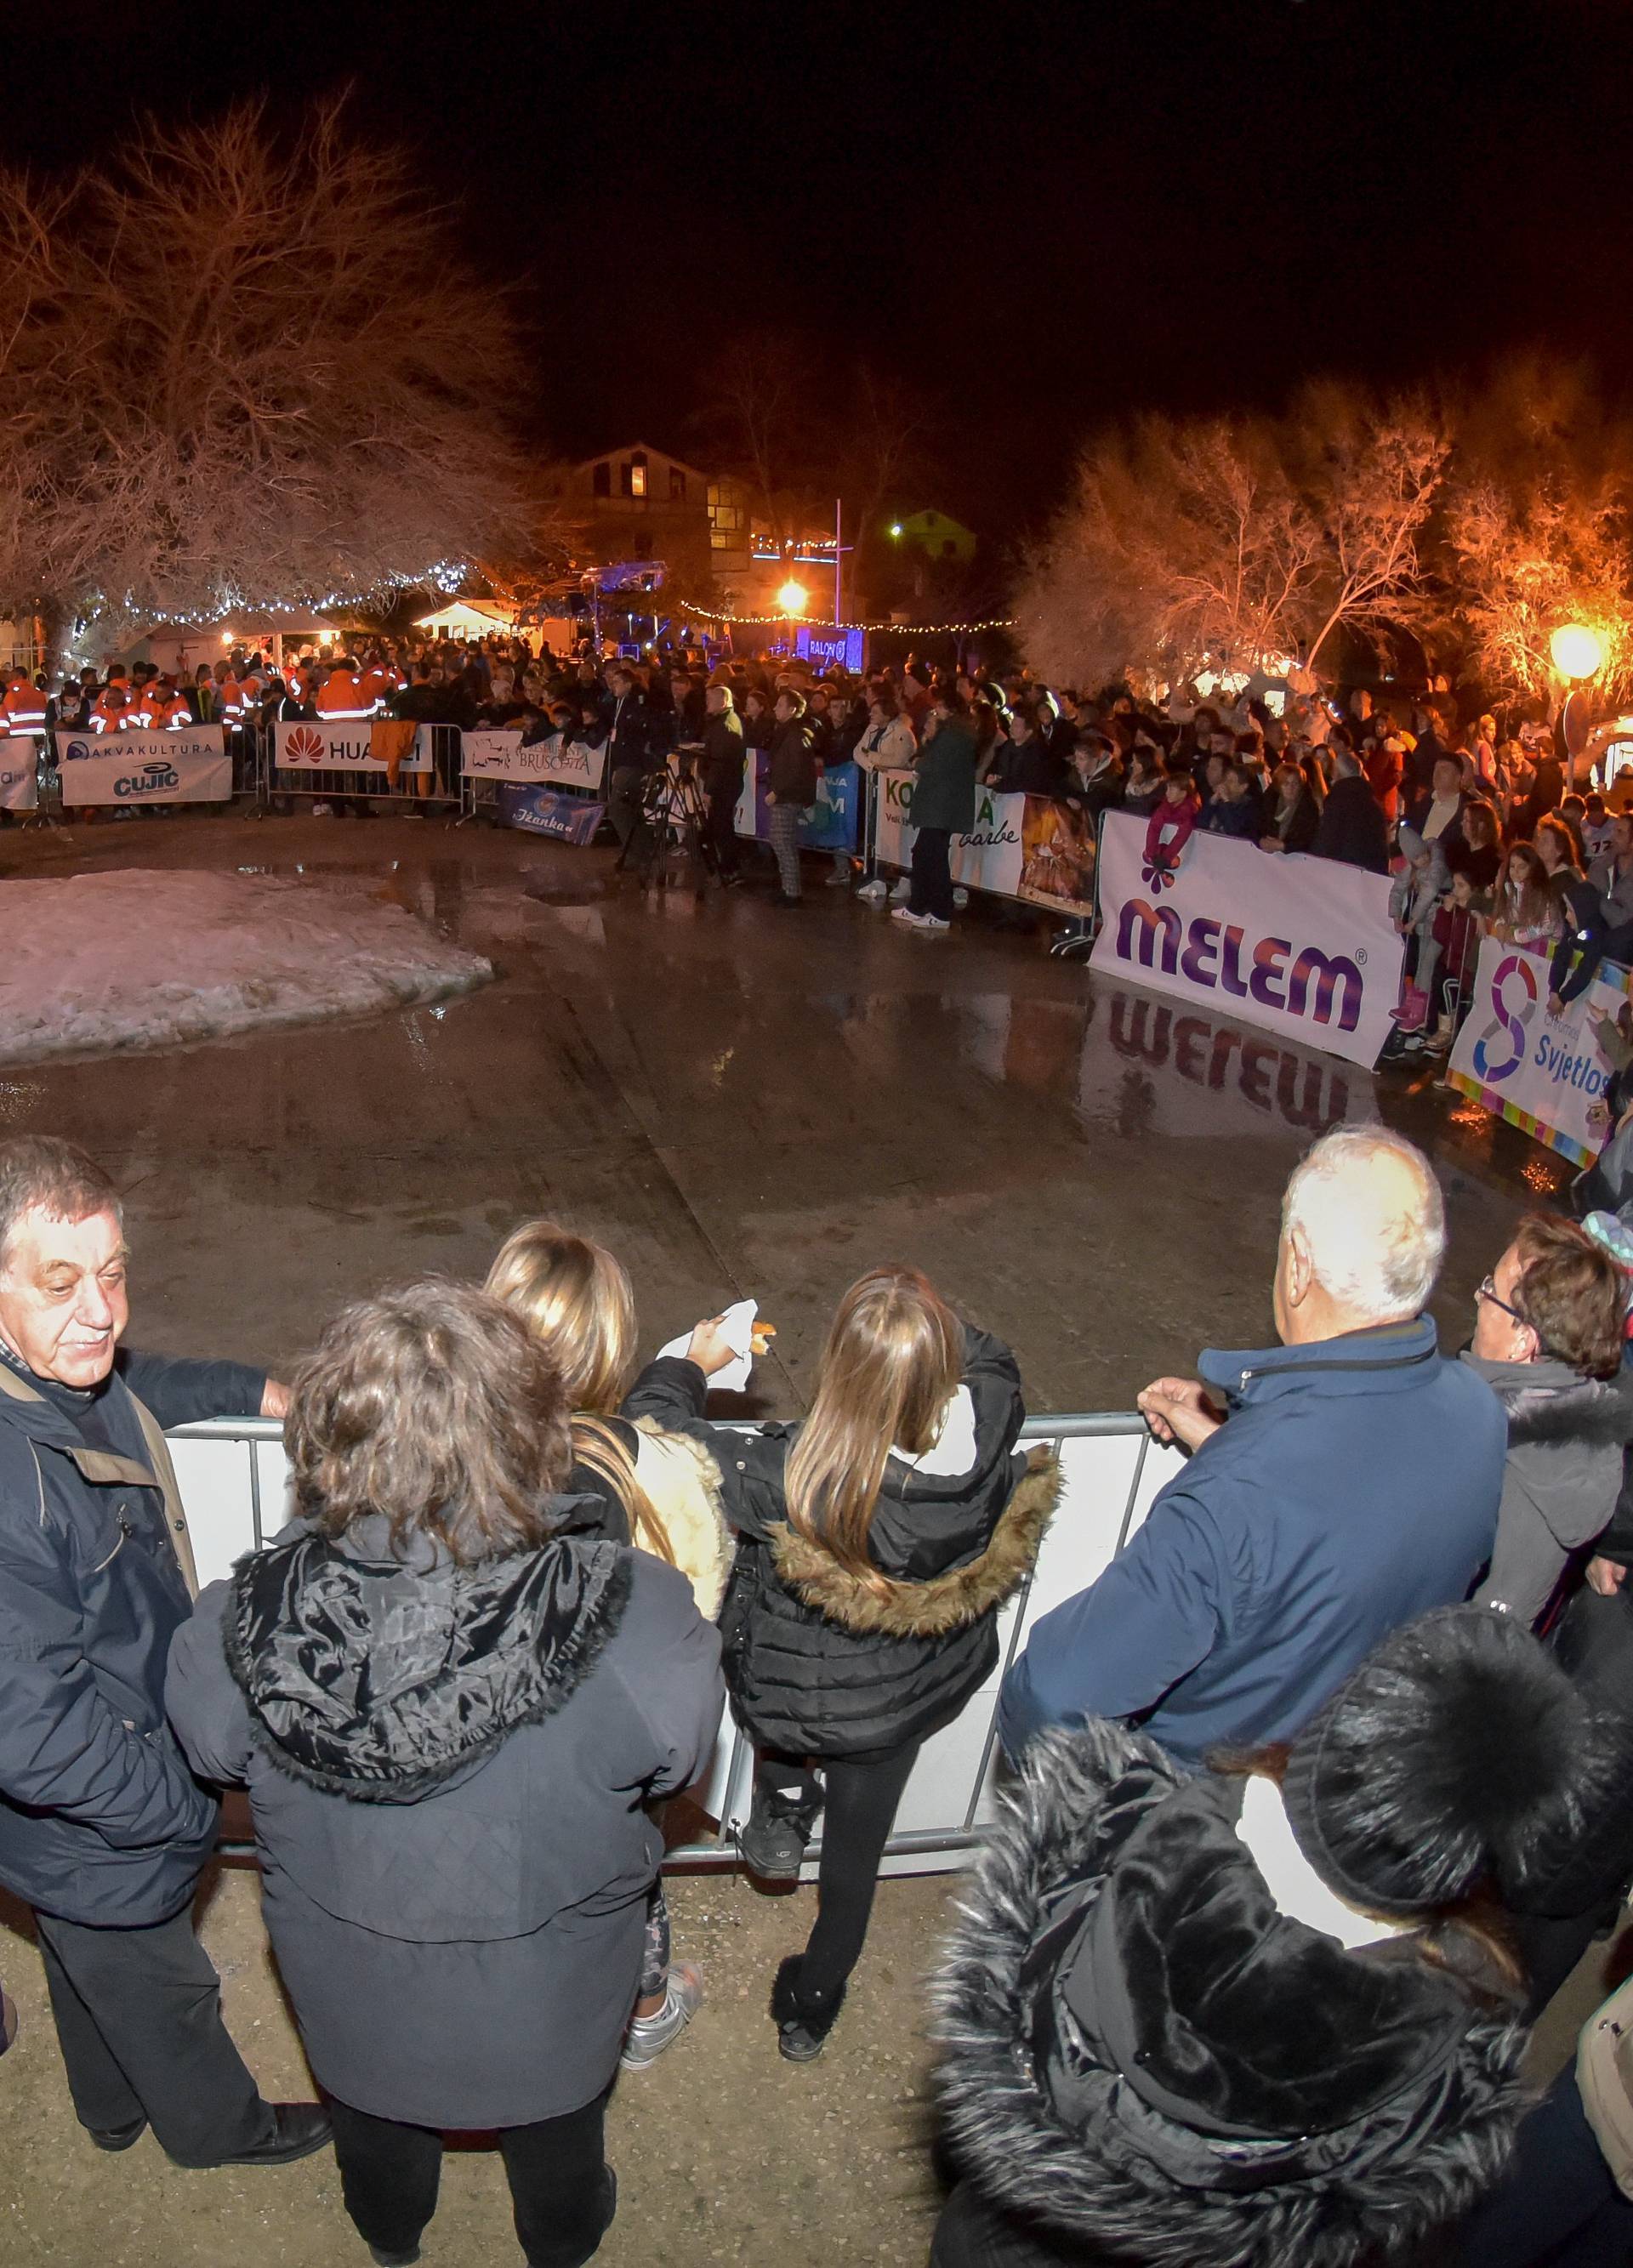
460, 730, 608, 794
0, 735, 39, 810
1446, 935, 1630, 1168
1088, 811, 1404, 1070
271, 719, 434, 772
54, 727, 232, 806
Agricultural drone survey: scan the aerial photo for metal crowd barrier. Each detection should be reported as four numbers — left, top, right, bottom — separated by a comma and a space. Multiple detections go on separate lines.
263, 721, 466, 815
166, 1412, 1183, 1879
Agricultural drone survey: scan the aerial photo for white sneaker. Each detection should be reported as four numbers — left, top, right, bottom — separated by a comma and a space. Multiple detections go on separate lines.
953, 888, 969, 909
619, 1964, 703, 2070
310, 801, 333, 817
889, 877, 911, 901
920, 913, 951, 930
856, 877, 888, 904
891, 904, 928, 926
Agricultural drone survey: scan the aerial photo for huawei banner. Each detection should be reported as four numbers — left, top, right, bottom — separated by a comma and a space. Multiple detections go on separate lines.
271, 719, 434, 772
1446, 937, 1630, 1168
1088, 812, 1404, 1069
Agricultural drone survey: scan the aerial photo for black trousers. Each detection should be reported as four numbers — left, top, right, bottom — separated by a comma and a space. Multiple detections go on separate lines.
909, 827, 955, 918
760, 1741, 922, 1999
35, 1904, 274, 2168
1450, 2061, 1633, 2265
330, 2089, 614, 2268
703, 764, 742, 875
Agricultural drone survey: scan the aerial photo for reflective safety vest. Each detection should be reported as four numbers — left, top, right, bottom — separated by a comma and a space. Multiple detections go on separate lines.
2, 677, 46, 731
90, 689, 128, 733
156, 695, 193, 730
215, 675, 245, 724
316, 670, 371, 720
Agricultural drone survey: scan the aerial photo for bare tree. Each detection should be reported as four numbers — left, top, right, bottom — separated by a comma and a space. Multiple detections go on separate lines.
692, 329, 819, 559
0, 97, 530, 642
1016, 389, 1444, 691
1439, 359, 1633, 701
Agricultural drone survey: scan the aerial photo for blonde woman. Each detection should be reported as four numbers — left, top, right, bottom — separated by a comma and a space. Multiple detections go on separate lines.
486, 1223, 731, 2073
629, 1267, 1056, 2061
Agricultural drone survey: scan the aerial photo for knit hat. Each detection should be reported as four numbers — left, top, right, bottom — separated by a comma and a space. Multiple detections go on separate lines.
1280, 1606, 1611, 1917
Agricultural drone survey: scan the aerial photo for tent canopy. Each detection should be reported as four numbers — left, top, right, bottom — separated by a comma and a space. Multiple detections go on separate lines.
414, 599, 519, 637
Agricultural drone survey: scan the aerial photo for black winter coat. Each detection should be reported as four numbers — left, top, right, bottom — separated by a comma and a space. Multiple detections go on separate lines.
933, 1724, 1531, 2268
1312, 774, 1391, 875
0, 1346, 267, 1924
623, 1327, 1055, 1761
766, 715, 820, 805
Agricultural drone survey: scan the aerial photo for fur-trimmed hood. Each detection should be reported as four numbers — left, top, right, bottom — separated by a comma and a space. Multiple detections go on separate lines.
630, 1417, 731, 1619
933, 1725, 1530, 2268
1462, 1352, 1633, 1448
225, 1525, 631, 1802
768, 1452, 1059, 1639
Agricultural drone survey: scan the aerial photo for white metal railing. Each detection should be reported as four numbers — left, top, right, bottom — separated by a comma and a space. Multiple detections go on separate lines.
166, 1413, 1183, 1878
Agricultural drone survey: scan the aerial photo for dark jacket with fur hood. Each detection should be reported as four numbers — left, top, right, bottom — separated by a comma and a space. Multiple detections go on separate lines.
1465, 1351, 1633, 1627
623, 1326, 1055, 1760
166, 1515, 723, 2129
933, 1723, 1530, 2268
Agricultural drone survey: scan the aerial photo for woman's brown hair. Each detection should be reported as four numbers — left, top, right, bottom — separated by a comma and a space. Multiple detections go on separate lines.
287, 1280, 572, 1566
485, 1221, 676, 1566
784, 1265, 964, 1579
1511, 1213, 1628, 1380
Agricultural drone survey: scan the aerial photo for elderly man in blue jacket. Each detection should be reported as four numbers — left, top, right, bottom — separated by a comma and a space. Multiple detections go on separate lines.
1000, 1126, 1505, 1769
0, 1135, 328, 2169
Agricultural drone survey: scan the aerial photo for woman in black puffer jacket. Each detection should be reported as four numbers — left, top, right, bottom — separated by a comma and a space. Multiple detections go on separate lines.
626, 1265, 1057, 2061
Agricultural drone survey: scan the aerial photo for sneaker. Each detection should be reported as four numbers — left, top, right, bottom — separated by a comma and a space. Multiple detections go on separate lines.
889, 877, 911, 901
920, 914, 951, 931
824, 868, 852, 887
739, 1788, 821, 1879
620, 1963, 703, 2070
771, 1956, 846, 2062
953, 887, 970, 908
855, 877, 888, 904
310, 801, 333, 817
891, 905, 929, 927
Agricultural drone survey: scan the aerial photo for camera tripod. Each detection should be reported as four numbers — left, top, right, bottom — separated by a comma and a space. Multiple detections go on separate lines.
618, 754, 721, 891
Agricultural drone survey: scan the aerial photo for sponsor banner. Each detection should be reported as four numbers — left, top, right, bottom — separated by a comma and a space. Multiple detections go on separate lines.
1088, 811, 1403, 1070
0, 736, 38, 810
495, 784, 606, 844
54, 728, 231, 806
735, 755, 862, 851
794, 624, 866, 673
272, 719, 434, 773
873, 768, 1026, 895
1018, 799, 1096, 919
1445, 937, 1630, 1167
461, 730, 607, 793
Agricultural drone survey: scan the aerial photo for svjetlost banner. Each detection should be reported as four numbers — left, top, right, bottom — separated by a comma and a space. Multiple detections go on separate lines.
1446, 935, 1630, 1167
1088, 812, 1404, 1069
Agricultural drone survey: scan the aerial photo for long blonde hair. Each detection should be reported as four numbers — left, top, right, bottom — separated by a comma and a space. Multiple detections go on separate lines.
785, 1265, 963, 1578
485, 1221, 674, 1566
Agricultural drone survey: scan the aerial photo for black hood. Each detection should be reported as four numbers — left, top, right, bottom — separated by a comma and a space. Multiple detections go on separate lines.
225, 1525, 631, 1804
933, 1725, 1530, 2268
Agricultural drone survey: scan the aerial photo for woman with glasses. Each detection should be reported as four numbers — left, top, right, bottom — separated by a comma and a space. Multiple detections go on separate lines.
1463, 1214, 1633, 1631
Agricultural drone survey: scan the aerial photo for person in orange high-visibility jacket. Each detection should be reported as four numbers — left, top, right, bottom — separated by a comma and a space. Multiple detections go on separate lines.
151, 677, 192, 730
316, 660, 371, 721
124, 680, 162, 730
356, 660, 392, 713
90, 682, 130, 734
213, 668, 245, 727
2, 671, 46, 733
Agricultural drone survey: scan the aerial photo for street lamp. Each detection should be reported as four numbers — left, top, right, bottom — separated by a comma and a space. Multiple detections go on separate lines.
1551, 622, 1606, 681
777, 578, 807, 660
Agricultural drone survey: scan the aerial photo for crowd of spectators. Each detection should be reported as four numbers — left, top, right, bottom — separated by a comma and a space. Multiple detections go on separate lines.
1, 1128, 1633, 2265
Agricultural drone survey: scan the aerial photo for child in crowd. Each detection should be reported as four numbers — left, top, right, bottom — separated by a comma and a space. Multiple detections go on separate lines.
1142, 770, 1198, 876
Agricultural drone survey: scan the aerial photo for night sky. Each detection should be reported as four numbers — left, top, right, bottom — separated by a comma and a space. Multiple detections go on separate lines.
11, 1, 1630, 556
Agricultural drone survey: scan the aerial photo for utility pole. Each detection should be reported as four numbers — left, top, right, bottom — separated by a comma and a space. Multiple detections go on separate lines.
834, 497, 843, 627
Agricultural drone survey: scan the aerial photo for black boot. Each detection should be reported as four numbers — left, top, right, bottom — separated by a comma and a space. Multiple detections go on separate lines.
771, 1955, 845, 2062
739, 1782, 822, 1879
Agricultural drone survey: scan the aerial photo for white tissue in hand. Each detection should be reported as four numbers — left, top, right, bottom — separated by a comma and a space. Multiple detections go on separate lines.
657, 1299, 759, 1393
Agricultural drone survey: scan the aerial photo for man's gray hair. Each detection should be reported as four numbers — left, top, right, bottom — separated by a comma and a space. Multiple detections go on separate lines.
1281, 1125, 1444, 1322
0, 1137, 122, 1265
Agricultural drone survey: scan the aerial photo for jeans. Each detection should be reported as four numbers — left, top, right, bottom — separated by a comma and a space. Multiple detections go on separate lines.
760, 1741, 921, 1998
909, 827, 954, 918
330, 2088, 615, 2268
35, 1904, 275, 2168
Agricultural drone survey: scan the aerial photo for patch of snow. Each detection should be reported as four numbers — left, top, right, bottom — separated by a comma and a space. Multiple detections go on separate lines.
0, 868, 493, 1065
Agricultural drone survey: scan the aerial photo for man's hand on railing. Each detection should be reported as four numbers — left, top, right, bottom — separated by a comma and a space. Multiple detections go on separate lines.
1136, 1376, 1224, 1452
